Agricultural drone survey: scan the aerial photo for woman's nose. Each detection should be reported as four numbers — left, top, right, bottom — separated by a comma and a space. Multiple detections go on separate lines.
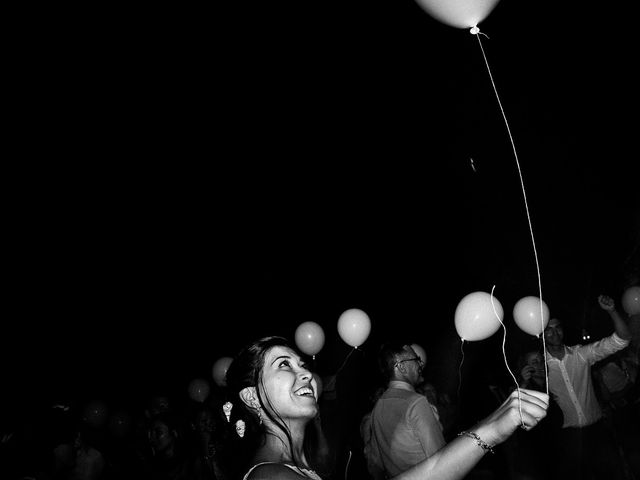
298, 367, 312, 381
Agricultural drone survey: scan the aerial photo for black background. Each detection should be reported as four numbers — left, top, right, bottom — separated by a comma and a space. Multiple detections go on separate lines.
3, 1, 639, 417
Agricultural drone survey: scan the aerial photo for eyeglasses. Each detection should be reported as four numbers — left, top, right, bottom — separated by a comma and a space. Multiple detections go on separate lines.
395, 356, 424, 368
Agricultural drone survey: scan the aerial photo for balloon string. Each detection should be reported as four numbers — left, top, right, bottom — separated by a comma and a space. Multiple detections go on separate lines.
457, 340, 465, 401
344, 449, 352, 480
490, 285, 524, 427
336, 348, 355, 375
473, 31, 549, 395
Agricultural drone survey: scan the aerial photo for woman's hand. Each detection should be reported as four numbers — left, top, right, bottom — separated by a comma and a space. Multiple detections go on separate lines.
474, 388, 549, 446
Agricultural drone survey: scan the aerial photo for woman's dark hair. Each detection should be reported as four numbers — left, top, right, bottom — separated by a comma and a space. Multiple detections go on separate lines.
225, 336, 308, 472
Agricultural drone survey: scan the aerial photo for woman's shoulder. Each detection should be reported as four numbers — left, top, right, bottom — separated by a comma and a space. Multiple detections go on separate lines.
244, 462, 322, 480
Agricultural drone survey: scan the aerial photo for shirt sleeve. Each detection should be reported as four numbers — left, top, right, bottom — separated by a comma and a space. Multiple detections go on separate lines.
577, 332, 630, 365
408, 396, 446, 457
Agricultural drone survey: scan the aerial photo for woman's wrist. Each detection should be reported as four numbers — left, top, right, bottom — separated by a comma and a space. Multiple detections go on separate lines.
457, 430, 495, 454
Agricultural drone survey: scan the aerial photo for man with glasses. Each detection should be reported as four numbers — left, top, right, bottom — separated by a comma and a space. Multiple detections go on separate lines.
364, 342, 446, 479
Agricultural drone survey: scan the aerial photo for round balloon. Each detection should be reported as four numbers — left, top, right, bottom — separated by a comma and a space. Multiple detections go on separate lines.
410, 343, 427, 365
337, 308, 372, 347
295, 321, 325, 357
413, 0, 501, 29
83, 400, 108, 429
513, 296, 550, 337
108, 410, 131, 438
454, 291, 503, 341
212, 356, 233, 387
188, 378, 210, 403
622, 286, 640, 316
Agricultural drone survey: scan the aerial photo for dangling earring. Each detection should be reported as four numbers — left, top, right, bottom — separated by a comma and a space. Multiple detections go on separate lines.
252, 400, 263, 425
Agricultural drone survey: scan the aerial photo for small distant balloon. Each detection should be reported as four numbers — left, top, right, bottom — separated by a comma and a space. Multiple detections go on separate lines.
513, 296, 550, 337
454, 291, 503, 341
410, 343, 427, 365
337, 308, 371, 347
622, 286, 640, 316
413, 0, 501, 29
212, 356, 233, 387
295, 321, 325, 357
188, 378, 210, 403
83, 400, 108, 429
108, 410, 131, 438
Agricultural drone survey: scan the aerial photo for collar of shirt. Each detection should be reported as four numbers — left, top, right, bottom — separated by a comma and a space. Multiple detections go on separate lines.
388, 380, 416, 392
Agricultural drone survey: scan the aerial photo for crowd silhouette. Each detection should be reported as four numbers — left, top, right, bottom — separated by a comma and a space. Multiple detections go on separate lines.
2, 281, 638, 480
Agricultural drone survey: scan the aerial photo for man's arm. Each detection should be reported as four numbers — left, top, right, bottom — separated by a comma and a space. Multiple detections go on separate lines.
598, 295, 632, 341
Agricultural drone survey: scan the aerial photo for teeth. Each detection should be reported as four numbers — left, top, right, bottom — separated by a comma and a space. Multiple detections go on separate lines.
296, 387, 313, 396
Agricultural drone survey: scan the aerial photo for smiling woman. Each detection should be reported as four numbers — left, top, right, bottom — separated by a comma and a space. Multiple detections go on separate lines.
224, 336, 326, 480
225, 335, 550, 480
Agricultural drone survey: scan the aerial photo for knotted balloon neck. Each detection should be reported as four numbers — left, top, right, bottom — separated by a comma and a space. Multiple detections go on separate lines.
469, 25, 489, 38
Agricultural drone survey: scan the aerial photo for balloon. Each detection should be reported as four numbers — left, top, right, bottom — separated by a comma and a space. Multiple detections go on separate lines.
413, 0, 501, 29
513, 296, 550, 337
188, 378, 210, 403
212, 356, 233, 387
410, 343, 427, 365
294, 321, 325, 357
83, 400, 108, 429
454, 291, 503, 341
108, 410, 131, 438
313, 373, 323, 399
622, 286, 640, 316
337, 308, 372, 347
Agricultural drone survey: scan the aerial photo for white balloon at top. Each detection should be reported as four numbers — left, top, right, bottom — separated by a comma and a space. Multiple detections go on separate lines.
337, 308, 371, 347
414, 0, 501, 29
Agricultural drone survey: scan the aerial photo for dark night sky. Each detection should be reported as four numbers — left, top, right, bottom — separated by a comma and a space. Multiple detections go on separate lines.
4, 1, 639, 416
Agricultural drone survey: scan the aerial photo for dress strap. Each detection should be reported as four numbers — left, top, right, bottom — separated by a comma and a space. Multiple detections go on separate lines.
242, 462, 322, 480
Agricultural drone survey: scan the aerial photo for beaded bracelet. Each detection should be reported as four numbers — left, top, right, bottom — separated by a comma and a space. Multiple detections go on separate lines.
458, 431, 495, 454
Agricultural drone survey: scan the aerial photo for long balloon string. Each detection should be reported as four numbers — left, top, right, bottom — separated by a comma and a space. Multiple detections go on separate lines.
491, 285, 525, 427
457, 340, 465, 400
336, 348, 356, 375
472, 29, 549, 395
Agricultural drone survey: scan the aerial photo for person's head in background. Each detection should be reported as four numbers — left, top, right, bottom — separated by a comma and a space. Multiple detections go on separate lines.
544, 318, 564, 348
378, 341, 425, 388
147, 412, 184, 460
518, 350, 546, 390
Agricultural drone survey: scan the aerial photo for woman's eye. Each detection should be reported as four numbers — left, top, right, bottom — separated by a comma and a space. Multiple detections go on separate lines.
279, 360, 291, 368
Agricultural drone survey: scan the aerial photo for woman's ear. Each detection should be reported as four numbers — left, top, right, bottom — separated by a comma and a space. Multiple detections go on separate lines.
239, 386, 258, 409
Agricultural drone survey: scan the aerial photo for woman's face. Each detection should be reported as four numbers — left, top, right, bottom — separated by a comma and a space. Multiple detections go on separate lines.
194, 409, 214, 434
148, 420, 174, 453
259, 345, 318, 421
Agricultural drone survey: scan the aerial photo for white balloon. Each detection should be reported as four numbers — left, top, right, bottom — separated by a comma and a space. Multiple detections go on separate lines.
454, 291, 503, 341
337, 308, 371, 347
410, 343, 427, 365
188, 378, 210, 403
294, 321, 325, 357
212, 356, 233, 387
414, 0, 501, 29
622, 286, 640, 316
513, 296, 550, 337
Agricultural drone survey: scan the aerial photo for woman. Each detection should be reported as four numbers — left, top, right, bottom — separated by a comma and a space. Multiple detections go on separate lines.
226, 336, 549, 480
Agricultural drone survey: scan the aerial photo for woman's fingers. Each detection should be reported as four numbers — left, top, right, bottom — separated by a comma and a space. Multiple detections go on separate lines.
518, 388, 549, 410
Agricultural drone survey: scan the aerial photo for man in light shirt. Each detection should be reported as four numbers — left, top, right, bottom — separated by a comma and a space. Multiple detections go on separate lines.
364, 342, 446, 479
544, 294, 631, 480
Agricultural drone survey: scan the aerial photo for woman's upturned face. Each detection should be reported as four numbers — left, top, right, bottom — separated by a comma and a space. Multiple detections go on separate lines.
259, 346, 319, 421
